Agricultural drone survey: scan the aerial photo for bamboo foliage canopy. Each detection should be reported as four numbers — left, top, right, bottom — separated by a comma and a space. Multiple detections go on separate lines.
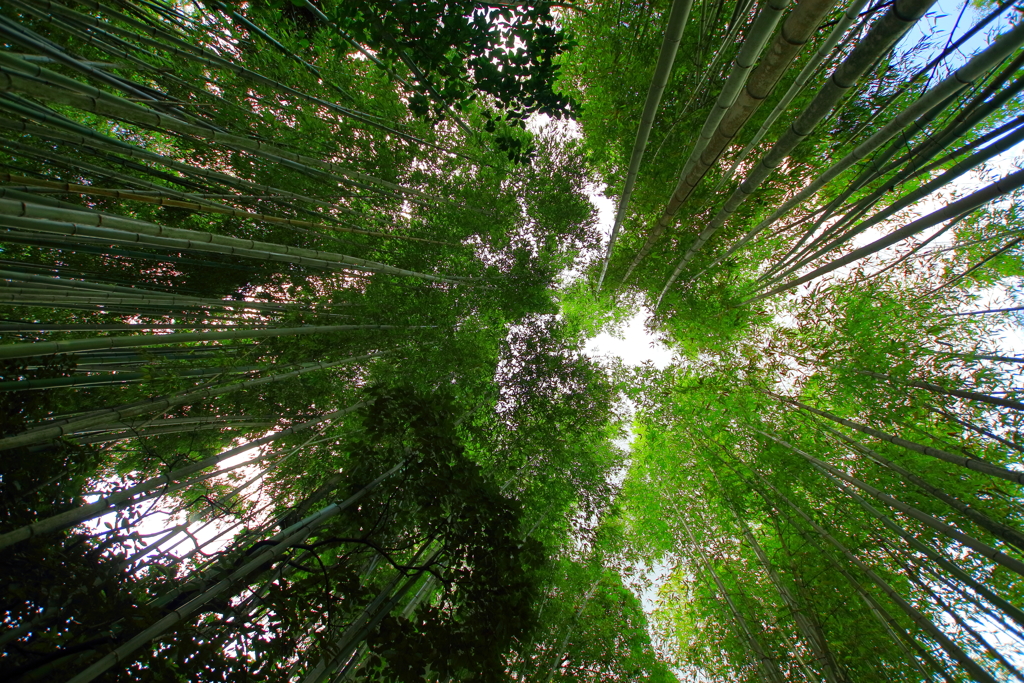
2, 0, 1024, 682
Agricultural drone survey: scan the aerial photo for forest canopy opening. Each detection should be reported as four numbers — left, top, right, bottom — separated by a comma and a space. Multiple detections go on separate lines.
1, 0, 1024, 681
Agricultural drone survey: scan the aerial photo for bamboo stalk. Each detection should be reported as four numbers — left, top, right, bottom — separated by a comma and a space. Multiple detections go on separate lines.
759, 56, 1024, 285
618, 0, 794, 287
15, 0, 436, 151
856, 369, 1024, 412
67, 463, 402, 683
0, 200, 459, 281
754, 427, 1024, 579
0, 351, 384, 450
0, 322, 408, 360
726, 501, 845, 682
122, 428, 328, 569
704, 20, 1024, 289
0, 52, 434, 206
653, 0, 937, 308
0, 114, 396, 225
72, 421, 276, 443
0, 174, 455, 246
761, 7, 1024, 279
595, 0, 694, 292
681, 517, 786, 683
758, 113, 1024, 291
769, 391, 1024, 484
711, 0, 872, 197
0, 268, 314, 309
763, 479, 1000, 683
0, 364, 269, 391
744, 166, 1024, 305
763, 490, 957, 683
711, 443, 946, 681
931, 408, 1024, 455
815, 421, 1024, 553
0, 403, 366, 549
901, 555, 1024, 682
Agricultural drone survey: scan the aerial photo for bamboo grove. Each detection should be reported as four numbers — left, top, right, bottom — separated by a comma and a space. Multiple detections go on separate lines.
1, 0, 1023, 682
574, 0, 1024, 680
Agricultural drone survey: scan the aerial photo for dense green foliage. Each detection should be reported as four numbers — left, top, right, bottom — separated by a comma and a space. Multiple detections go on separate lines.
1, 0, 1024, 681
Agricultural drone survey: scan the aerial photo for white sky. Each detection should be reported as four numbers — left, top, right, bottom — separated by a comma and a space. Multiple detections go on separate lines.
580, 182, 676, 369
584, 309, 676, 369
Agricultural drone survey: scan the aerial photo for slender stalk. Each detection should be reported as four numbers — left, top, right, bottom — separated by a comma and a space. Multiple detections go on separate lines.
0, 364, 269, 391
762, 479, 1000, 683
619, 0, 793, 286
813, 420, 1024, 552
0, 323, 408, 361
764, 390, 1024, 484
0, 199, 459, 281
900, 554, 1024, 683
0, 352, 384, 451
709, 0, 873, 198
67, 463, 403, 683
654, 0, 938, 308
595, 0, 694, 292
725, 499, 845, 682
681, 517, 786, 683
855, 369, 1024, 412
0, 174, 455, 246
930, 408, 1024, 455
750, 127, 1024, 298
711, 20, 1024, 286
753, 427, 1024, 579
0, 403, 365, 549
